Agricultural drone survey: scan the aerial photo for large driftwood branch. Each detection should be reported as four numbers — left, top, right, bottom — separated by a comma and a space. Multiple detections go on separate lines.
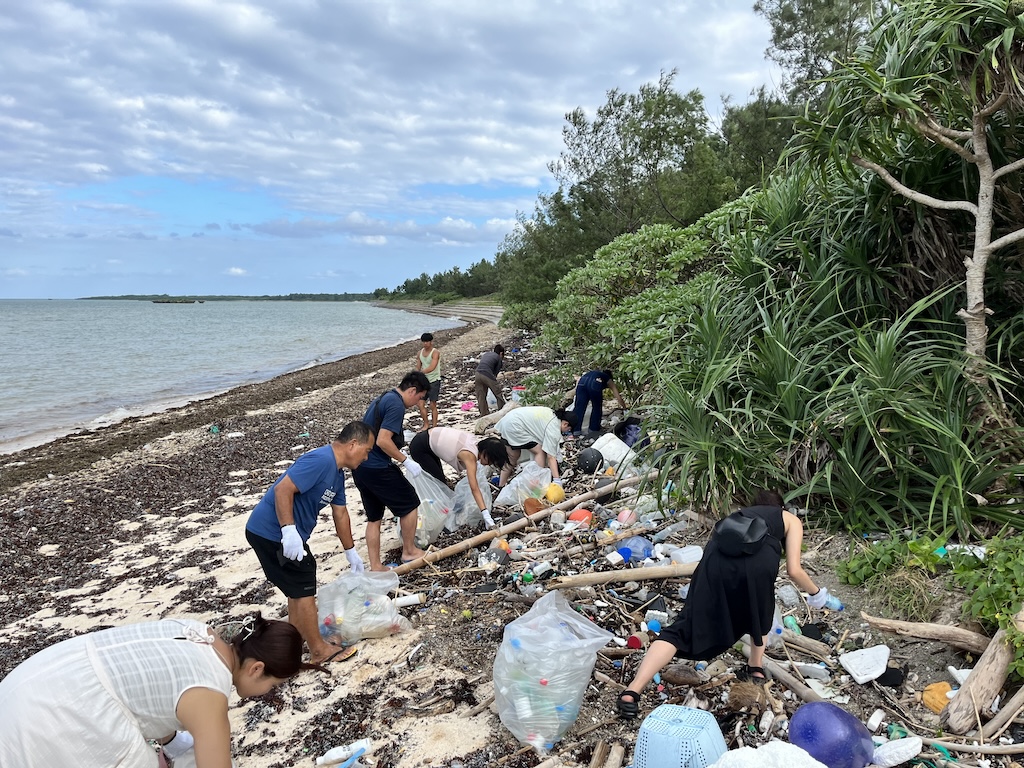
942, 606, 1024, 735
392, 471, 659, 575
472, 400, 520, 434
850, 155, 979, 214
860, 611, 990, 654
548, 562, 698, 590
981, 683, 1024, 740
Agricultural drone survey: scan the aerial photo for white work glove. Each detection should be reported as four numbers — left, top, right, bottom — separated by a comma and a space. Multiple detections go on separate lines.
482, 510, 496, 529
806, 587, 829, 609
552, 477, 563, 486
403, 456, 423, 477
345, 547, 365, 574
281, 525, 305, 561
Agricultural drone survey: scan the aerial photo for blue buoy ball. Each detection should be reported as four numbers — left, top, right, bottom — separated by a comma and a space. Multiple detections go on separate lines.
789, 701, 874, 768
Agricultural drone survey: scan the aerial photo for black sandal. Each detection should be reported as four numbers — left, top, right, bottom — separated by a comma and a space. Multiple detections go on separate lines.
616, 690, 641, 718
743, 665, 768, 685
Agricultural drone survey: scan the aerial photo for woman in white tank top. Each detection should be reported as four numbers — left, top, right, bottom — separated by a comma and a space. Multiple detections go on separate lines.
0, 613, 316, 768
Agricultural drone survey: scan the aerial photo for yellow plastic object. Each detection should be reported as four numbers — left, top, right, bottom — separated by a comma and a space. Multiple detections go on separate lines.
922, 681, 952, 713
545, 483, 566, 504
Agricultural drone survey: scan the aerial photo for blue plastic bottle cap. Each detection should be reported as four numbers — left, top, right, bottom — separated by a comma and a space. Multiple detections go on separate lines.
617, 547, 632, 561
510, 638, 522, 649
648, 619, 662, 633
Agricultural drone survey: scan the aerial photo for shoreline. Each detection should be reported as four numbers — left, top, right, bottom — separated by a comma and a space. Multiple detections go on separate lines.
0, 322, 480, 491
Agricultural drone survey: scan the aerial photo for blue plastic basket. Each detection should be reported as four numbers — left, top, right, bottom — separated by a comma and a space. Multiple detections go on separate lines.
631, 705, 728, 768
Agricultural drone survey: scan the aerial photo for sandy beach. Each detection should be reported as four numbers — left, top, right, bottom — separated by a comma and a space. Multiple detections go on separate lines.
0, 322, 559, 768
0, 320, 978, 768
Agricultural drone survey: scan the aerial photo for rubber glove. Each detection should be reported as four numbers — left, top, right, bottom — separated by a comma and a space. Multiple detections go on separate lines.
482, 510, 496, 529
552, 477, 563, 486
281, 525, 305, 561
345, 547, 365, 574
806, 587, 829, 609
403, 456, 423, 477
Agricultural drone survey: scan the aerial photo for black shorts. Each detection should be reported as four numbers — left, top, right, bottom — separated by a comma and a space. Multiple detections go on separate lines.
352, 462, 420, 522
509, 441, 538, 450
425, 379, 441, 402
246, 529, 317, 599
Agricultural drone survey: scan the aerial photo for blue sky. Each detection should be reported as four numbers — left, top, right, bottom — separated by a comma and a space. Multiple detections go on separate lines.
0, 1, 780, 298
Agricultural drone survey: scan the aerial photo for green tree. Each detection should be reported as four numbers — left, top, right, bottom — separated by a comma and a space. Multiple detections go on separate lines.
754, 0, 884, 102
720, 87, 798, 192
799, 0, 1024, 374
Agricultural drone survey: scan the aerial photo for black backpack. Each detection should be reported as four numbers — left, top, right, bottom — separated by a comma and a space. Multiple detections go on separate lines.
713, 507, 773, 557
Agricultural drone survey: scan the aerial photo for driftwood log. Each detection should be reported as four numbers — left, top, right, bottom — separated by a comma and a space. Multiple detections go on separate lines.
391, 471, 659, 575
588, 741, 610, 768
860, 611, 990, 654
942, 606, 1024, 734
548, 562, 698, 590
472, 400, 520, 434
740, 641, 823, 704
603, 743, 626, 768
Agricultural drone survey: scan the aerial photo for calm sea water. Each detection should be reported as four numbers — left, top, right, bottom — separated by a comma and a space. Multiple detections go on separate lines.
0, 300, 462, 454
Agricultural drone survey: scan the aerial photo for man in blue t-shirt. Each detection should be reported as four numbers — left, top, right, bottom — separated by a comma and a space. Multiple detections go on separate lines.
353, 371, 431, 571
246, 421, 374, 665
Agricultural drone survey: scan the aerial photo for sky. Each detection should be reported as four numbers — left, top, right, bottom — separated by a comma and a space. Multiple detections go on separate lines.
0, 1, 780, 299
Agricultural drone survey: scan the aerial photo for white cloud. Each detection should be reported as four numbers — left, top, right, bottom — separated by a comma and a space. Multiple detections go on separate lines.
225, 266, 248, 276
0, 0, 778, 297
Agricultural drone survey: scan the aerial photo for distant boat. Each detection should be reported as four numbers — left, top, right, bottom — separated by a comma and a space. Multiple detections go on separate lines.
152, 299, 196, 304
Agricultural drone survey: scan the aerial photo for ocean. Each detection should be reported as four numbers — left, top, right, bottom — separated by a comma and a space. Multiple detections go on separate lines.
0, 299, 462, 455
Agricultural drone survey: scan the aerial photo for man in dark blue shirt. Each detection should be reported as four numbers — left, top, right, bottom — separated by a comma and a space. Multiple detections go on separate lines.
354, 371, 431, 570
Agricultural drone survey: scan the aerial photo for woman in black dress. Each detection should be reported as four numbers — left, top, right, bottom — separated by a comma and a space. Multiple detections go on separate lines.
616, 490, 834, 718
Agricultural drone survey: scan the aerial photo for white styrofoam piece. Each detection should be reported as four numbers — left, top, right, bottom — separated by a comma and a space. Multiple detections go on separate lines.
707, 738, 828, 768
839, 644, 891, 684
873, 737, 923, 768
947, 665, 972, 685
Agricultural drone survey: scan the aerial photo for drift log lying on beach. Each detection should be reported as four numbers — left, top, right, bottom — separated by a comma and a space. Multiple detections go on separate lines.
861, 611, 990, 654
391, 471, 660, 575
942, 605, 1024, 735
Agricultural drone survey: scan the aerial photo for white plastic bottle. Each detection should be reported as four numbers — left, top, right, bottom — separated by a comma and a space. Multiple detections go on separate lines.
767, 604, 785, 649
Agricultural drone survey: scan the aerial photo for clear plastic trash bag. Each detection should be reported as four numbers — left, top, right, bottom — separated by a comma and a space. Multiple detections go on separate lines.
318, 571, 411, 645
493, 591, 614, 752
448, 464, 493, 530
408, 470, 454, 547
494, 462, 551, 508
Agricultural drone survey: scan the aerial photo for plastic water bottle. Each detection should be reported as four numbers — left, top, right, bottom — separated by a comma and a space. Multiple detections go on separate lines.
824, 593, 845, 611
652, 520, 689, 543
620, 535, 654, 562
783, 615, 803, 634
767, 605, 784, 648
316, 739, 372, 766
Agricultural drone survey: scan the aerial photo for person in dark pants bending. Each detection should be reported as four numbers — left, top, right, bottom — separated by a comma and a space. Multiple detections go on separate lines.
572, 369, 627, 436
408, 427, 511, 528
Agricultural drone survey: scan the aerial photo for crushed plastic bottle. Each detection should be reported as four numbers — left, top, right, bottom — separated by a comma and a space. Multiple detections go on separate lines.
776, 583, 800, 608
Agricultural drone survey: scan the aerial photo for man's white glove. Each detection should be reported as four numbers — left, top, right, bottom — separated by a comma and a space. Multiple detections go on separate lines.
345, 547, 365, 574
806, 587, 829, 609
552, 477, 563, 486
482, 510, 496, 529
281, 525, 305, 561
403, 456, 423, 477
